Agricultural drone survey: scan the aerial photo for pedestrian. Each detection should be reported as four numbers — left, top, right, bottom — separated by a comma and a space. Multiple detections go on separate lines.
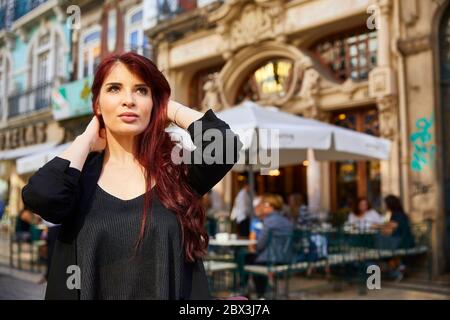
22, 52, 243, 300
230, 180, 253, 237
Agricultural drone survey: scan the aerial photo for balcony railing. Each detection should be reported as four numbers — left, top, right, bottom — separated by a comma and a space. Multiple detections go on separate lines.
8, 82, 53, 119
13, 0, 47, 22
0, 6, 6, 30
154, 0, 220, 23
158, 0, 208, 22
124, 44, 154, 60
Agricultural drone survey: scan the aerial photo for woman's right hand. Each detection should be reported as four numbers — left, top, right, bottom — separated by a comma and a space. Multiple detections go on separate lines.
80, 116, 107, 152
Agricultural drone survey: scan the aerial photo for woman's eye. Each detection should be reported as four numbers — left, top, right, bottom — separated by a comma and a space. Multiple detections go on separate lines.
107, 86, 120, 93
137, 87, 148, 95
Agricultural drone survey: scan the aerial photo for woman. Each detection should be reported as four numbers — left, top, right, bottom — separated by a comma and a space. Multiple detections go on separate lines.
22, 52, 242, 300
376, 195, 415, 281
347, 197, 383, 230
378, 195, 415, 250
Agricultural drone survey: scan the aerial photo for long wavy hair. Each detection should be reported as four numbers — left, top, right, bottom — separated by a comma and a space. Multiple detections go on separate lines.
90, 52, 207, 262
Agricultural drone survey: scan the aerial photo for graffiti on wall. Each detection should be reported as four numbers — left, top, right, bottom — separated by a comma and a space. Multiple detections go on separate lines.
410, 115, 436, 172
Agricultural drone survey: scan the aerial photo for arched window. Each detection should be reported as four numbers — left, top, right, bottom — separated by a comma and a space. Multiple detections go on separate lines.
310, 28, 377, 82
235, 59, 294, 104
125, 5, 151, 58
79, 26, 101, 79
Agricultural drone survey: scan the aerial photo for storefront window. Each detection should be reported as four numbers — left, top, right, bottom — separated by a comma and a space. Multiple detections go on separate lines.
331, 108, 381, 212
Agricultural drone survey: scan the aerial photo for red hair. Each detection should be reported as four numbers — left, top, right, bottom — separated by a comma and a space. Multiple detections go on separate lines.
91, 52, 207, 262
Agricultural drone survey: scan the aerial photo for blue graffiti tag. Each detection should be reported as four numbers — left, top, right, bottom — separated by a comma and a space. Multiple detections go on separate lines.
410, 116, 436, 172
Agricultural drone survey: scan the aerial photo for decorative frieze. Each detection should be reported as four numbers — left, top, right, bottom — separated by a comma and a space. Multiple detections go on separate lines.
397, 35, 432, 56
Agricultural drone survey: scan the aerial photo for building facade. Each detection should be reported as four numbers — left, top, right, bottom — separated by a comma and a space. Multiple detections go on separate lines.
0, 0, 448, 275
0, 0, 72, 218
144, 0, 450, 275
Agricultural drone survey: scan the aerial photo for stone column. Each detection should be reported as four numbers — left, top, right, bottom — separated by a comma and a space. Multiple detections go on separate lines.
369, 0, 401, 208
377, 96, 401, 197
307, 148, 321, 215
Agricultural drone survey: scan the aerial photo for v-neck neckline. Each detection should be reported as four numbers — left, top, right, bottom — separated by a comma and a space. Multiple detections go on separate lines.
96, 184, 155, 202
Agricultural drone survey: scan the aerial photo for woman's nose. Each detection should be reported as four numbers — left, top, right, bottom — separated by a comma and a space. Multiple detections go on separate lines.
122, 91, 136, 107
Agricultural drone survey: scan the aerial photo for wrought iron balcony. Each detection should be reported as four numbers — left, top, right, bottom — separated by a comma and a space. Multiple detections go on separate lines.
8, 82, 53, 119
0, 6, 5, 30
13, 0, 47, 22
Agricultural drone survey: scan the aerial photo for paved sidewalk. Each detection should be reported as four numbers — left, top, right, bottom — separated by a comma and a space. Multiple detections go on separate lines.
0, 265, 46, 300
0, 263, 448, 300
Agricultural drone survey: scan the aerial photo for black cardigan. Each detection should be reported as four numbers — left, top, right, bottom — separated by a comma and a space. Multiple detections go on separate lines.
22, 109, 242, 300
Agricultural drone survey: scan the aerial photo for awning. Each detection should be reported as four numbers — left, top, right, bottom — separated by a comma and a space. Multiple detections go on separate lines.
0, 141, 59, 161
16, 142, 72, 175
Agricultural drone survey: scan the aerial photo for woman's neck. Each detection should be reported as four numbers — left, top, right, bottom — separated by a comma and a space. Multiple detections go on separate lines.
104, 131, 139, 166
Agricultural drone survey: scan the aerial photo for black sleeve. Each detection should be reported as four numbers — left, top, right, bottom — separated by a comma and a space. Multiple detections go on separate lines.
186, 109, 243, 197
21, 156, 81, 224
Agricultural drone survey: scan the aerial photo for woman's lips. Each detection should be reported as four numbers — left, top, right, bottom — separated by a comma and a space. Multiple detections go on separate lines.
119, 115, 139, 123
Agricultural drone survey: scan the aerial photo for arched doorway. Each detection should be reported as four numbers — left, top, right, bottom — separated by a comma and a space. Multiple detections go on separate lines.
439, 5, 450, 270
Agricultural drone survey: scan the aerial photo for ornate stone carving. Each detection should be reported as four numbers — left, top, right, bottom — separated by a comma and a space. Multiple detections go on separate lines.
397, 35, 432, 56
201, 73, 224, 112
375, 0, 392, 14
377, 95, 398, 139
401, 0, 419, 26
211, 0, 286, 57
369, 66, 397, 98
340, 79, 360, 100
302, 104, 329, 122
298, 68, 320, 107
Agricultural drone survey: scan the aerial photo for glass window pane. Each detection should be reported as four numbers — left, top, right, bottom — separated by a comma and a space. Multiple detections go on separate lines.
130, 10, 143, 24
349, 44, 358, 56
312, 29, 378, 81
83, 51, 89, 78
93, 46, 101, 72
84, 31, 101, 44
369, 38, 377, 52
360, 56, 367, 67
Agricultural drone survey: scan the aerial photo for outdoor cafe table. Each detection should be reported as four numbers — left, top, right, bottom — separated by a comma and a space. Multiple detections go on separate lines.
207, 238, 257, 293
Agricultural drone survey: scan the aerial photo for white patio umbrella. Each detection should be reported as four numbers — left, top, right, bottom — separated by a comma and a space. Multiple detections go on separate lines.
216, 100, 391, 170
216, 101, 392, 210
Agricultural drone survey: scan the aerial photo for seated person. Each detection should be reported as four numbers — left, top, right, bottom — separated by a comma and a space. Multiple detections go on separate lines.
375, 195, 415, 281
347, 197, 384, 231
246, 194, 293, 298
376, 195, 415, 250
248, 196, 264, 254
